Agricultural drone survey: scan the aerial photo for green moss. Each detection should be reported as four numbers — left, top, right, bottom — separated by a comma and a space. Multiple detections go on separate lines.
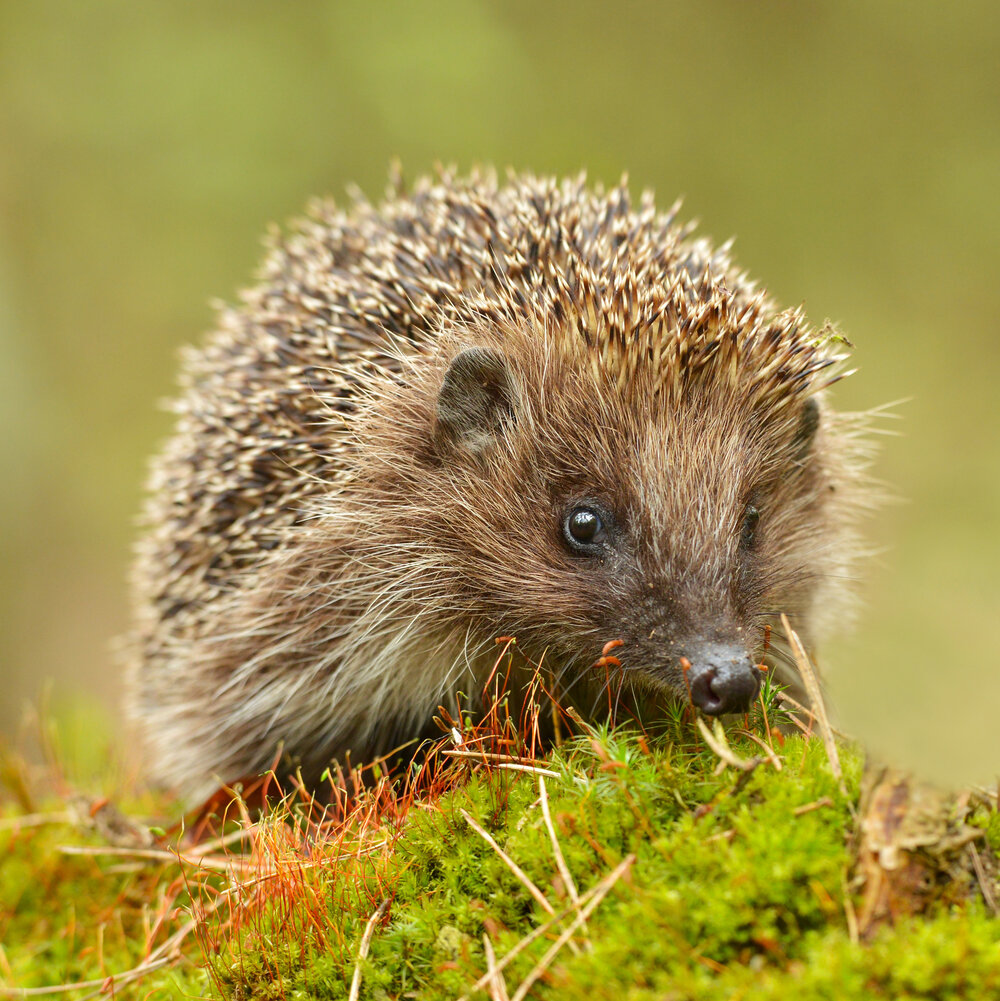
5, 725, 1000, 1000
0, 809, 210, 998
981, 809, 1000, 855
210, 729, 1000, 1001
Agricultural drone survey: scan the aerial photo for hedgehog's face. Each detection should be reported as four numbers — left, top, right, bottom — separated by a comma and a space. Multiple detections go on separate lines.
554, 495, 764, 715
428, 335, 835, 717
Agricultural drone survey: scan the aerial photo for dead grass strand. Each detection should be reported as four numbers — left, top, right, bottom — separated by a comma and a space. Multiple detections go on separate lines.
460, 809, 555, 916
456, 855, 635, 1001
482, 934, 510, 1001
347, 898, 390, 1001
780, 614, 844, 794
507, 854, 636, 1001
696, 718, 758, 772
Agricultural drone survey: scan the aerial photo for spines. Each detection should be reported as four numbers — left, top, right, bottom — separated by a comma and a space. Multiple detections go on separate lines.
129, 168, 866, 799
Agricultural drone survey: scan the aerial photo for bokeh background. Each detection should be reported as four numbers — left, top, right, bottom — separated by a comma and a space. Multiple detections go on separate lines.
2, 1, 997, 784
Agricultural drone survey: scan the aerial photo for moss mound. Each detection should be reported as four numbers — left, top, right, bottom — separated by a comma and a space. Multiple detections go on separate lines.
3, 720, 999, 1000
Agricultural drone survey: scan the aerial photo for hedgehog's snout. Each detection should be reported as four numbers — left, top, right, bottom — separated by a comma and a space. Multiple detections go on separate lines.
685, 643, 761, 715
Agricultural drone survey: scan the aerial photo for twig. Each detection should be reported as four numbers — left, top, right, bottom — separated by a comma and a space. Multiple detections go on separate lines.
793, 797, 834, 816
969, 844, 998, 916
460, 810, 555, 916
508, 855, 635, 1001
347, 898, 390, 1001
781, 614, 845, 794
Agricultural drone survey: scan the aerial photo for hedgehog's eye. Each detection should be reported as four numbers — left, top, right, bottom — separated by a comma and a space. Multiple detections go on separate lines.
563, 505, 608, 553
740, 504, 761, 550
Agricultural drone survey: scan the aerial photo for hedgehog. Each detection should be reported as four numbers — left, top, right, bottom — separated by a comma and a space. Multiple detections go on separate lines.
127, 168, 873, 800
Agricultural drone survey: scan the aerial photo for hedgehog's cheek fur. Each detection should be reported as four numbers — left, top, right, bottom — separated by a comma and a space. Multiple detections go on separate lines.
369, 327, 831, 719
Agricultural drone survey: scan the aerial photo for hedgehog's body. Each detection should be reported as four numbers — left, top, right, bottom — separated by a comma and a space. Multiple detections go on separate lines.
129, 170, 872, 799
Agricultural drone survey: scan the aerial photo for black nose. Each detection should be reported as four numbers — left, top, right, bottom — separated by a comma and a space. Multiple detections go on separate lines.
686, 644, 761, 715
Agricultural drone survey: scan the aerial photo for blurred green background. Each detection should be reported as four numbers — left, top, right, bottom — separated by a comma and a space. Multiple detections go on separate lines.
1, 1, 997, 784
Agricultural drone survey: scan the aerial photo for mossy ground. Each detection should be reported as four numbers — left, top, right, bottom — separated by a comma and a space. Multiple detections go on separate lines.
3, 701, 999, 1001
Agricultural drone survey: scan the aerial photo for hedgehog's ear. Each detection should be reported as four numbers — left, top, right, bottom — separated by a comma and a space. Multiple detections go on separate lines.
792, 397, 821, 460
435, 347, 517, 455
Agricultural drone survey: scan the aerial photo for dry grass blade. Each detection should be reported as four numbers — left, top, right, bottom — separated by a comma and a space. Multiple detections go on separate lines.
0, 812, 75, 831
57, 890, 224, 1001
347, 897, 391, 1001
482, 934, 510, 1001
841, 872, 860, 945
442, 750, 548, 767
456, 856, 636, 1001
774, 703, 813, 736
0, 868, 234, 999
183, 824, 257, 856
442, 748, 575, 782
508, 854, 636, 1001
780, 614, 844, 792
969, 844, 998, 916
145, 891, 228, 966
777, 690, 848, 740
56, 844, 234, 872
496, 763, 564, 779
695, 717, 757, 772
734, 729, 783, 771
212, 841, 390, 901
460, 809, 555, 916
538, 776, 587, 947
793, 797, 834, 816
0, 957, 173, 997
704, 828, 735, 844
456, 902, 587, 1001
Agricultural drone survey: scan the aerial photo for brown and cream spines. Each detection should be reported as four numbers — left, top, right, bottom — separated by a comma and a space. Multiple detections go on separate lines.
128, 169, 875, 799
